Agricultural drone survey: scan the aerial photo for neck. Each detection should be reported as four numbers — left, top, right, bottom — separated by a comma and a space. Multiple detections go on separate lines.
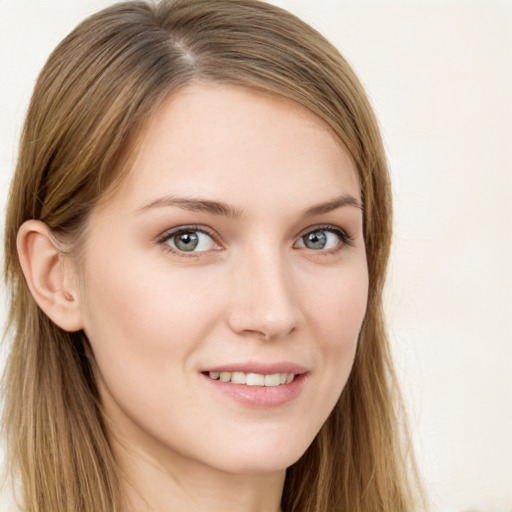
114, 435, 286, 512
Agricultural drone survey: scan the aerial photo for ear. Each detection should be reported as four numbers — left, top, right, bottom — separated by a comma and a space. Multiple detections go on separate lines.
16, 220, 84, 332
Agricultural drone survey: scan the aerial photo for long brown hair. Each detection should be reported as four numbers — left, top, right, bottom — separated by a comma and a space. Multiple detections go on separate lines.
2, 1, 425, 510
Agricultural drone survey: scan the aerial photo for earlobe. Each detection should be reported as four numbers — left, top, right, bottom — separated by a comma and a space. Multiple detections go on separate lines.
16, 220, 84, 332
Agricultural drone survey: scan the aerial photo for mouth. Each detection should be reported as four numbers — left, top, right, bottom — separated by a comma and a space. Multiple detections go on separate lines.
201, 364, 307, 407
205, 371, 296, 386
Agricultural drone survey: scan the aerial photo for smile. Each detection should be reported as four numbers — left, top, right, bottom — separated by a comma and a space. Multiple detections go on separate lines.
208, 371, 295, 386
202, 362, 307, 407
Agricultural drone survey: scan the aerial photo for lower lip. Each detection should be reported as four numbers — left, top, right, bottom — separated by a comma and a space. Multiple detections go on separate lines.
202, 373, 307, 408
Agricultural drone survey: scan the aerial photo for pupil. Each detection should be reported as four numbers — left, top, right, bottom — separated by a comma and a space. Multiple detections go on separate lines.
305, 231, 327, 250
175, 232, 199, 251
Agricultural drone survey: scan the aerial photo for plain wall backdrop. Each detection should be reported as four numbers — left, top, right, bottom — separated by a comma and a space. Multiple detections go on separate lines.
1, 1, 511, 511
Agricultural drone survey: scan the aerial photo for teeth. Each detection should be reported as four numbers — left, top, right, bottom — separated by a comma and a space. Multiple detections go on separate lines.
264, 373, 281, 386
231, 372, 246, 384
246, 373, 265, 386
208, 371, 296, 386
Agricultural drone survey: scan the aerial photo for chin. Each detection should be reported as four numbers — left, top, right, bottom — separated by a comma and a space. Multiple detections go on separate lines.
201, 434, 314, 475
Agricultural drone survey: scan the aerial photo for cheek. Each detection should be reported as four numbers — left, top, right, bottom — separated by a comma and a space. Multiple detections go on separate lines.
79, 250, 231, 410
304, 260, 369, 342
82, 251, 218, 348
303, 260, 368, 393
79, 257, 216, 437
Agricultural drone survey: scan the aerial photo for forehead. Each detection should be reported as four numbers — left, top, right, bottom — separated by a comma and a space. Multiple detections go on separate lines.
103, 83, 360, 214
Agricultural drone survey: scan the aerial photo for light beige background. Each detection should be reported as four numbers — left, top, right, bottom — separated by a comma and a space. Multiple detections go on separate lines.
1, 1, 511, 511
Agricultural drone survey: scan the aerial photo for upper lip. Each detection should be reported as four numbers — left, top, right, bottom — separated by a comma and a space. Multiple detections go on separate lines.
203, 361, 308, 375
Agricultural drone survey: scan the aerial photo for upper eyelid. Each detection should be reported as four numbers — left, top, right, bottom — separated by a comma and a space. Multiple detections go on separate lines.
157, 224, 219, 243
296, 223, 350, 238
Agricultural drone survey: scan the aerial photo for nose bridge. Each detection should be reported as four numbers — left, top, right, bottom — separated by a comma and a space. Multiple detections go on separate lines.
228, 243, 300, 339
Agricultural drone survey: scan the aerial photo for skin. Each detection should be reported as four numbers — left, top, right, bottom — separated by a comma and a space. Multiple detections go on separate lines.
19, 83, 369, 512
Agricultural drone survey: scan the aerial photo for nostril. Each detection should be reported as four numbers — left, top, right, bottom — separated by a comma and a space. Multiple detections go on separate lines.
226, 268, 301, 339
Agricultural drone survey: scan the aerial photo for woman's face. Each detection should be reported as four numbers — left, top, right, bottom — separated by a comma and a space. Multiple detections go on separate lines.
78, 83, 368, 475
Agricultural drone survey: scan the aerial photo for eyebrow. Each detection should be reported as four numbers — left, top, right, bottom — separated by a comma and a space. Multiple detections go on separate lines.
303, 194, 363, 217
136, 193, 362, 219
137, 196, 243, 218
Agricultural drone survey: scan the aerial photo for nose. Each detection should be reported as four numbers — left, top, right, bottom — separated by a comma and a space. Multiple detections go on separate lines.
226, 248, 301, 340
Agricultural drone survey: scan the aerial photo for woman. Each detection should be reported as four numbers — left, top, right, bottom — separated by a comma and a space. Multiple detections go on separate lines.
2, 0, 425, 510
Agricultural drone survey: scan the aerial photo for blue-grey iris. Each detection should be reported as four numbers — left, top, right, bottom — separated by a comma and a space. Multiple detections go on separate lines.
174, 232, 199, 251
303, 230, 327, 250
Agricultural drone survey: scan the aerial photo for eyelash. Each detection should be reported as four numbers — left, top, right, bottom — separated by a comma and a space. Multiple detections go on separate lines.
156, 224, 220, 258
156, 223, 354, 258
297, 224, 355, 254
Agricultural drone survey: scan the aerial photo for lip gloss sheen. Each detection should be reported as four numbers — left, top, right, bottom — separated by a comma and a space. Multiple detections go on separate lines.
202, 372, 307, 408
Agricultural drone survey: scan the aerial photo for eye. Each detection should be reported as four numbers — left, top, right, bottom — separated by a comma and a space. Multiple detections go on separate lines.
160, 228, 217, 253
295, 226, 352, 251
